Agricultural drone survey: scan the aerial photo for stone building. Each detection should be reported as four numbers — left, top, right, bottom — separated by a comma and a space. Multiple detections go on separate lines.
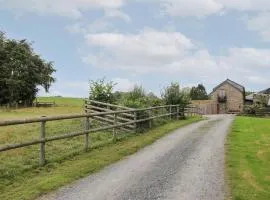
210, 79, 245, 114
245, 88, 270, 106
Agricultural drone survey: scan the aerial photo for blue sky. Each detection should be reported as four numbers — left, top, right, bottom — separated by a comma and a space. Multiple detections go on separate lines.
1, 0, 270, 97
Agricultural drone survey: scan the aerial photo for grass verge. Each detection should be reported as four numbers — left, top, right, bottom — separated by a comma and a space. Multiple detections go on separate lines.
0, 117, 202, 200
226, 116, 270, 200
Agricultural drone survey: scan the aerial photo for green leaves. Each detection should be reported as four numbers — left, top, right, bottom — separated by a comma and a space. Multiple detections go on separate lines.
89, 78, 116, 103
161, 82, 190, 105
0, 32, 56, 106
190, 84, 208, 100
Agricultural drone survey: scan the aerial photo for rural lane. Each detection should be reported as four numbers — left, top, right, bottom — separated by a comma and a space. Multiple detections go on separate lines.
39, 115, 234, 200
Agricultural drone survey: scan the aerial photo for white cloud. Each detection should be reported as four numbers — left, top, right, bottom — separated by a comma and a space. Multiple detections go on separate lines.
4, 0, 270, 19
217, 0, 270, 12
82, 29, 270, 89
0, 0, 127, 18
83, 28, 222, 82
3, 0, 270, 93
156, 0, 270, 18
218, 47, 270, 87
247, 12, 270, 42
220, 48, 270, 70
246, 76, 270, 85
104, 9, 131, 22
159, 0, 270, 18
160, 0, 223, 18
112, 78, 137, 92
66, 20, 114, 34
84, 28, 199, 73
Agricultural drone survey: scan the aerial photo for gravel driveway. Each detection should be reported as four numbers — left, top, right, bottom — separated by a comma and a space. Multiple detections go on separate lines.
39, 115, 234, 200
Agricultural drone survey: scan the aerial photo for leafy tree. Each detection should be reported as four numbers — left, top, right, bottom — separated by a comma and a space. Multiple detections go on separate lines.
161, 82, 190, 105
89, 78, 116, 103
190, 84, 208, 100
0, 32, 56, 106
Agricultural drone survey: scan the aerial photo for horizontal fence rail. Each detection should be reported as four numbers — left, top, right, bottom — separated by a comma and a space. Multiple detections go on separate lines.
0, 102, 202, 166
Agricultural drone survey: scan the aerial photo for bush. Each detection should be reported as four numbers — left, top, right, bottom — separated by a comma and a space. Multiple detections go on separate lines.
89, 78, 116, 104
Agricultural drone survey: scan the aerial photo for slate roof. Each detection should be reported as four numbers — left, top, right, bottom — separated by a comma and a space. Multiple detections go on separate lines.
259, 88, 270, 94
211, 79, 245, 94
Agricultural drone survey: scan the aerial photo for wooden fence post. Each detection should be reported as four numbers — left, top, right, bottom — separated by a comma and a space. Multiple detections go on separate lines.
170, 105, 172, 120
149, 109, 152, 129
84, 99, 87, 113
134, 111, 137, 133
177, 106, 179, 120
40, 117, 46, 166
113, 113, 117, 139
85, 117, 90, 151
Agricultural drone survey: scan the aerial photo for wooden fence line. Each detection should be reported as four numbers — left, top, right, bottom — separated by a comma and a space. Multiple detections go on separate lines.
0, 102, 202, 166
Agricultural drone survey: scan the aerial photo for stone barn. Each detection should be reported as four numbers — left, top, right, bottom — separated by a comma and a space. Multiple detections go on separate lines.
210, 79, 245, 114
193, 79, 245, 114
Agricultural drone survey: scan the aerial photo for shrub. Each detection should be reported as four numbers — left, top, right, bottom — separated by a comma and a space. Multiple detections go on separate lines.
89, 78, 116, 104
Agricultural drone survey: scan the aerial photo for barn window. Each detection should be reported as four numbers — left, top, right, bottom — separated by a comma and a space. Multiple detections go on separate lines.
218, 90, 227, 103
219, 90, 226, 98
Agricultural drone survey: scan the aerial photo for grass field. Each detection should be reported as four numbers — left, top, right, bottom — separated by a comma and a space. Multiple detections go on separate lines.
227, 116, 270, 200
0, 97, 85, 120
0, 97, 202, 200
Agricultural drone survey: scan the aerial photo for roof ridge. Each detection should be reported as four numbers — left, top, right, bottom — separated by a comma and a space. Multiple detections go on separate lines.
226, 79, 244, 89
210, 79, 245, 94
259, 88, 270, 94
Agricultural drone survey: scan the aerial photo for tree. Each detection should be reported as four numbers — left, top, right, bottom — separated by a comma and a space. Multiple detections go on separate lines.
0, 32, 56, 106
190, 84, 208, 100
89, 78, 116, 103
161, 82, 190, 105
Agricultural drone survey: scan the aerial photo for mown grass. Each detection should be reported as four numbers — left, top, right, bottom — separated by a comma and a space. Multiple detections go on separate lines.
0, 97, 202, 200
226, 116, 270, 200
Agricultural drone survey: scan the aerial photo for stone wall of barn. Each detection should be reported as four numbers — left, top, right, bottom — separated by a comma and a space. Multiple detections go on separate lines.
211, 83, 244, 113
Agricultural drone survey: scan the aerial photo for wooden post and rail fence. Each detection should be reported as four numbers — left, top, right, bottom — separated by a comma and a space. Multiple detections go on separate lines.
0, 101, 202, 166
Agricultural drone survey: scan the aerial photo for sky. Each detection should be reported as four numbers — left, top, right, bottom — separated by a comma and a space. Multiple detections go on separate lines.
0, 0, 270, 97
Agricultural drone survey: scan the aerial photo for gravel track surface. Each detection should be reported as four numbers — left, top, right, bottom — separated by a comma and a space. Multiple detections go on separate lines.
39, 115, 234, 200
